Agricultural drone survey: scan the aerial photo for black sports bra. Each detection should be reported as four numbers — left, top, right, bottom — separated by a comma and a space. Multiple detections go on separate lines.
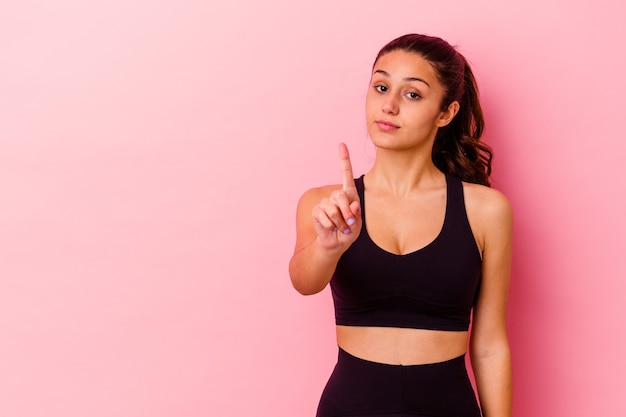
330, 174, 482, 331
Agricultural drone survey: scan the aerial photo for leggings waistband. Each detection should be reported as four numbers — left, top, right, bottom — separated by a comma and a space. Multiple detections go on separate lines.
337, 345, 467, 368
317, 346, 481, 417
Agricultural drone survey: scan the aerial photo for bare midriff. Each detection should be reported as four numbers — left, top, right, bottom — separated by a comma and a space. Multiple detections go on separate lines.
336, 325, 468, 365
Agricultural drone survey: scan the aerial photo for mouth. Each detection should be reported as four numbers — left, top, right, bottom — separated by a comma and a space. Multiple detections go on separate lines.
375, 120, 400, 131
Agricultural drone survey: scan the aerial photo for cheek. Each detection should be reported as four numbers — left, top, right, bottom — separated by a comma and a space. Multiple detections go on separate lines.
409, 105, 442, 125
365, 87, 385, 110
364, 94, 376, 121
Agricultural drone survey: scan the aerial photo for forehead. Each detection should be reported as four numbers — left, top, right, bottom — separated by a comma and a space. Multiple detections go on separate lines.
372, 50, 439, 84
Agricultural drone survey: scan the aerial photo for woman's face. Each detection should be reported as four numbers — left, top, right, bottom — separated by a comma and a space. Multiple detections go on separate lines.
365, 50, 456, 152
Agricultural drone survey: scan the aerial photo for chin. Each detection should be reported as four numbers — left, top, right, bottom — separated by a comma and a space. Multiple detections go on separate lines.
370, 135, 432, 152
370, 138, 405, 151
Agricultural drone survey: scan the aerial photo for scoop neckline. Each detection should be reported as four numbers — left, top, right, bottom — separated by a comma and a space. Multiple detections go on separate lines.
358, 174, 449, 257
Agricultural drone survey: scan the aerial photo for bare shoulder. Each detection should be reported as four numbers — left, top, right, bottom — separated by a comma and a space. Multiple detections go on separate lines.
462, 182, 513, 253
297, 184, 343, 212
462, 182, 512, 220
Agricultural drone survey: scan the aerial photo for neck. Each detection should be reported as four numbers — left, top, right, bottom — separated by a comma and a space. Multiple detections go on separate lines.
366, 147, 444, 196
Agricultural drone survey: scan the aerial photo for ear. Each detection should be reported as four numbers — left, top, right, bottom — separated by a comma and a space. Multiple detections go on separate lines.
436, 101, 460, 127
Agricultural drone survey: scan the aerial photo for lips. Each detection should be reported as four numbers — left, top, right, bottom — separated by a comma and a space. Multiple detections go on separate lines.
375, 120, 400, 131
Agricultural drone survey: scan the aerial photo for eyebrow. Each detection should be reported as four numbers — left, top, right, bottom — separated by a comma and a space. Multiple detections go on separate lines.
374, 69, 431, 88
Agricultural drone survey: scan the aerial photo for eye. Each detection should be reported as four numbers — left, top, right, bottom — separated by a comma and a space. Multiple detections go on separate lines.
406, 92, 421, 100
374, 85, 388, 93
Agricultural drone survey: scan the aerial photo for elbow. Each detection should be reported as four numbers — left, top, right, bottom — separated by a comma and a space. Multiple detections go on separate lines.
470, 335, 511, 362
290, 275, 326, 295
289, 260, 327, 295
289, 254, 330, 295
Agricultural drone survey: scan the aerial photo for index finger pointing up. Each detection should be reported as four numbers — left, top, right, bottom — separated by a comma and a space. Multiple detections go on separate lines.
338, 143, 357, 198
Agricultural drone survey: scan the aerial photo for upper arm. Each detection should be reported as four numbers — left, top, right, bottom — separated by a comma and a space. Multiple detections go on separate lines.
465, 185, 513, 354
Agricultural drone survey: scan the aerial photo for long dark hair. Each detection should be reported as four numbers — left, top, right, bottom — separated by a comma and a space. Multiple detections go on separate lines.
374, 34, 493, 186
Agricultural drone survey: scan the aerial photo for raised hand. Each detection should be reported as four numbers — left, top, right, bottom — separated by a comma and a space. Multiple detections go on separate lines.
311, 143, 362, 251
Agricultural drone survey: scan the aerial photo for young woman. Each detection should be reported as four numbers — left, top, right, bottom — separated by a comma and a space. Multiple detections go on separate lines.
289, 34, 512, 417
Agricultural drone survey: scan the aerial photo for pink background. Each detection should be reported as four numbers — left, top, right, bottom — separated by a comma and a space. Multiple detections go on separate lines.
1, 1, 625, 416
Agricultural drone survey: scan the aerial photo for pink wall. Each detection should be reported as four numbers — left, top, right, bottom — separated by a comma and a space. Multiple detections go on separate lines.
1, 1, 624, 416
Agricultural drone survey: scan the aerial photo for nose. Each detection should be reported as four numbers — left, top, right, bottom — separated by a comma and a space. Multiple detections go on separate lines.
382, 94, 398, 115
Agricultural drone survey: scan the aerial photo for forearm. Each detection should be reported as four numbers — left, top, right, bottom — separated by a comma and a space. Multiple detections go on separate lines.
289, 238, 344, 295
471, 345, 512, 417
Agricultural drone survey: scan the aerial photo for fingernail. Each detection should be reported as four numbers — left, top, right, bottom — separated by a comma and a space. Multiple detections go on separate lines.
333, 227, 338, 232
343, 229, 350, 234
347, 218, 355, 226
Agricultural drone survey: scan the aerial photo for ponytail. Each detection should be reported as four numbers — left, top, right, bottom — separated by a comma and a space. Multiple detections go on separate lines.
432, 57, 493, 186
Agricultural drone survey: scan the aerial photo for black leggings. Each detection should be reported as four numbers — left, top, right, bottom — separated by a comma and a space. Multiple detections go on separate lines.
316, 347, 482, 417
